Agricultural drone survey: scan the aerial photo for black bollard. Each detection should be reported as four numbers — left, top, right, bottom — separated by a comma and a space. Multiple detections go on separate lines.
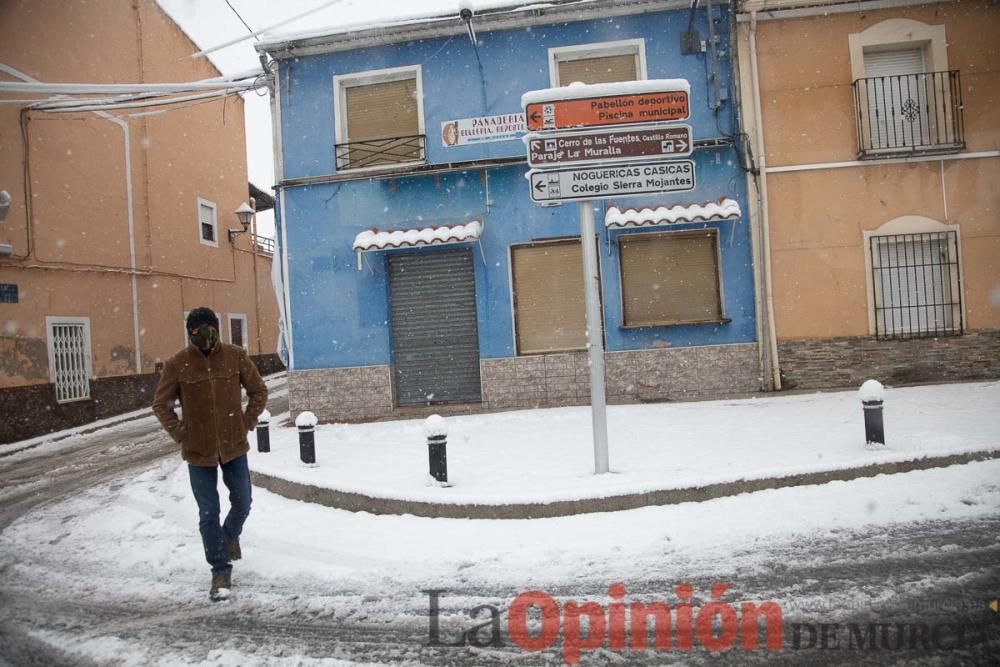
424, 414, 448, 484
296, 411, 317, 464
428, 433, 448, 483
256, 409, 271, 453
863, 399, 885, 446
859, 379, 886, 447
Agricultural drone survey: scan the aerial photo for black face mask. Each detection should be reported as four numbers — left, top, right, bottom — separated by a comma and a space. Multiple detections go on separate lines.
190, 325, 219, 352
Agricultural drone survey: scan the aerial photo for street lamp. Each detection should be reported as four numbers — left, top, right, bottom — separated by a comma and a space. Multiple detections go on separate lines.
228, 202, 255, 243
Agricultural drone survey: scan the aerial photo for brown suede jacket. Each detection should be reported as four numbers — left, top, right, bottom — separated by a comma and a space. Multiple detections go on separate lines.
152, 342, 268, 467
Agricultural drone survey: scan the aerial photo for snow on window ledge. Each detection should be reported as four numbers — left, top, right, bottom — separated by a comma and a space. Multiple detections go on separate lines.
353, 219, 483, 251
605, 198, 741, 229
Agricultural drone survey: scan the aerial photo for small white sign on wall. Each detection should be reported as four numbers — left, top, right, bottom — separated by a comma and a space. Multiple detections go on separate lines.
441, 113, 527, 147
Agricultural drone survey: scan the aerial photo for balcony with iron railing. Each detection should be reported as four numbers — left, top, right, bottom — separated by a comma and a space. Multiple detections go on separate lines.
335, 134, 426, 171
852, 70, 965, 159
252, 234, 274, 257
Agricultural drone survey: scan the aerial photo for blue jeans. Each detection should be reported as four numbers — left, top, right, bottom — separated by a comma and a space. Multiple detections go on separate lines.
188, 454, 252, 574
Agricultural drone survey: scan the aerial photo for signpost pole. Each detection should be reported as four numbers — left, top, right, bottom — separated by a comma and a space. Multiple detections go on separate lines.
578, 201, 610, 474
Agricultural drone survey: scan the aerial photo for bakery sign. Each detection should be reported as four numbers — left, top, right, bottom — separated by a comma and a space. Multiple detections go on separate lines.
441, 112, 527, 147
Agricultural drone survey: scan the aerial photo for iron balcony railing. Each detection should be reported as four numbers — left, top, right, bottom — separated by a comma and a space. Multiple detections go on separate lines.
335, 134, 425, 170
252, 234, 274, 257
852, 70, 964, 159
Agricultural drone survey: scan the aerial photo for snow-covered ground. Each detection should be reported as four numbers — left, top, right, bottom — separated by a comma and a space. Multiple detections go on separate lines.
2, 381, 998, 665
251, 381, 1000, 504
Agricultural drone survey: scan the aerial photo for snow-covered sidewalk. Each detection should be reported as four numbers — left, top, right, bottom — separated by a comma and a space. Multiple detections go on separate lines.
251, 381, 1000, 506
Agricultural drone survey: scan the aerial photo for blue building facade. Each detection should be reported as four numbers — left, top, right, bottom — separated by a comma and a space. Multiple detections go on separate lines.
260, 0, 762, 421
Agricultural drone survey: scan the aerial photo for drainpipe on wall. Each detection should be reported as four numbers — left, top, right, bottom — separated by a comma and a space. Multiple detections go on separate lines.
748, 12, 781, 391
97, 111, 143, 376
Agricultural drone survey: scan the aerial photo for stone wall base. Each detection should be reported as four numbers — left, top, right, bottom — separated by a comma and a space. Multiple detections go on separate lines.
481, 344, 762, 410
0, 373, 159, 445
287, 365, 394, 422
286, 345, 762, 423
777, 329, 1000, 390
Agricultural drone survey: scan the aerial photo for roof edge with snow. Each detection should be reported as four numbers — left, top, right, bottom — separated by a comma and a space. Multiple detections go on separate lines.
353, 220, 484, 252
257, 0, 694, 59
605, 198, 742, 229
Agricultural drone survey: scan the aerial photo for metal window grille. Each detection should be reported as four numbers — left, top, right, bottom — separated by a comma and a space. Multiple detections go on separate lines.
852, 71, 965, 158
870, 231, 963, 340
50, 323, 91, 402
0, 283, 17, 303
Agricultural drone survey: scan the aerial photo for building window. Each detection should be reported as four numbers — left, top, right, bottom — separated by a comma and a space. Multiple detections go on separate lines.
511, 240, 589, 354
198, 198, 218, 246
45, 316, 92, 403
228, 313, 248, 350
333, 66, 424, 170
182, 310, 191, 347
0, 283, 17, 303
618, 230, 723, 327
848, 20, 963, 157
868, 231, 962, 339
549, 39, 646, 87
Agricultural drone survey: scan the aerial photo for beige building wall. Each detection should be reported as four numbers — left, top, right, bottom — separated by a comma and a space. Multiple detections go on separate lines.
0, 2, 279, 421
742, 0, 999, 342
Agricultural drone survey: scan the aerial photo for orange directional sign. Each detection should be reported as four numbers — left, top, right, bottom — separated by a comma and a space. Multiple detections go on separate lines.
525, 90, 689, 131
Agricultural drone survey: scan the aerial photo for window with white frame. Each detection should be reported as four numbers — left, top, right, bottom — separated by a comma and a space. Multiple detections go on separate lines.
333, 66, 424, 170
848, 19, 962, 156
864, 218, 963, 340
549, 39, 646, 87
46, 316, 92, 403
198, 198, 218, 246
228, 313, 248, 350
182, 310, 191, 347
618, 230, 723, 328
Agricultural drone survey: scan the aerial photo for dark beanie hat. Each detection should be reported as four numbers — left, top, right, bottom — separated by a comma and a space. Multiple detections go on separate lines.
186, 307, 219, 333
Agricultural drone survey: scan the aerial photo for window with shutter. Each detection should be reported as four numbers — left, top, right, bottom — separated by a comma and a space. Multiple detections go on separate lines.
549, 40, 645, 87
197, 198, 217, 246
335, 67, 424, 170
862, 48, 929, 150
618, 231, 723, 327
511, 240, 591, 354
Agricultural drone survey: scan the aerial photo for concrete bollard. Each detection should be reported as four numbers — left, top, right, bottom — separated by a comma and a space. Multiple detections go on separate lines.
424, 414, 448, 484
859, 380, 885, 447
256, 409, 272, 453
295, 411, 318, 464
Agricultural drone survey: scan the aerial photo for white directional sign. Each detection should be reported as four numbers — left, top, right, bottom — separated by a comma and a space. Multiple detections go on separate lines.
526, 159, 696, 204
525, 124, 692, 168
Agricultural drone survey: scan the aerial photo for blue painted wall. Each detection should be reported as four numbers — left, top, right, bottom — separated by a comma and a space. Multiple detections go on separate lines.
275, 5, 754, 371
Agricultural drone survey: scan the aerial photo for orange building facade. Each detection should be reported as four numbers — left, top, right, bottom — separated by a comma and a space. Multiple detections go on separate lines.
0, 0, 280, 443
736, 0, 999, 389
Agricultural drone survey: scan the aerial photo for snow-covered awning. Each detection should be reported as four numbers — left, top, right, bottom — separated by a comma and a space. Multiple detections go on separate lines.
605, 198, 741, 229
352, 220, 484, 252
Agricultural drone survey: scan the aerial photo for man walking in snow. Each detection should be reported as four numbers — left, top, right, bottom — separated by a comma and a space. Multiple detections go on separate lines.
152, 307, 268, 601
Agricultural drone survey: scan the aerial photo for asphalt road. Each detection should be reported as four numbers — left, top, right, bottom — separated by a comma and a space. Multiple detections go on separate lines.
0, 386, 997, 665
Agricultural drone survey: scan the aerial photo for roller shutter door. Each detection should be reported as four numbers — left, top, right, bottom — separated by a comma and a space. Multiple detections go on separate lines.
389, 249, 482, 405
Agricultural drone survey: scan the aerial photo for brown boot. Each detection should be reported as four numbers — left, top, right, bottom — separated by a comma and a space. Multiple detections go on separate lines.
209, 569, 231, 602
227, 537, 242, 561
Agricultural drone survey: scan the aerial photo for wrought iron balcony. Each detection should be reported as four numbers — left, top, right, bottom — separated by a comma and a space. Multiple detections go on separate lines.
852, 70, 964, 159
252, 234, 274, 257
335, 135, 425, 170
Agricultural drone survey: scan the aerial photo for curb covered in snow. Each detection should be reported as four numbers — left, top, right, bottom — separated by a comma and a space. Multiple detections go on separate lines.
251, 448, 1000, 520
